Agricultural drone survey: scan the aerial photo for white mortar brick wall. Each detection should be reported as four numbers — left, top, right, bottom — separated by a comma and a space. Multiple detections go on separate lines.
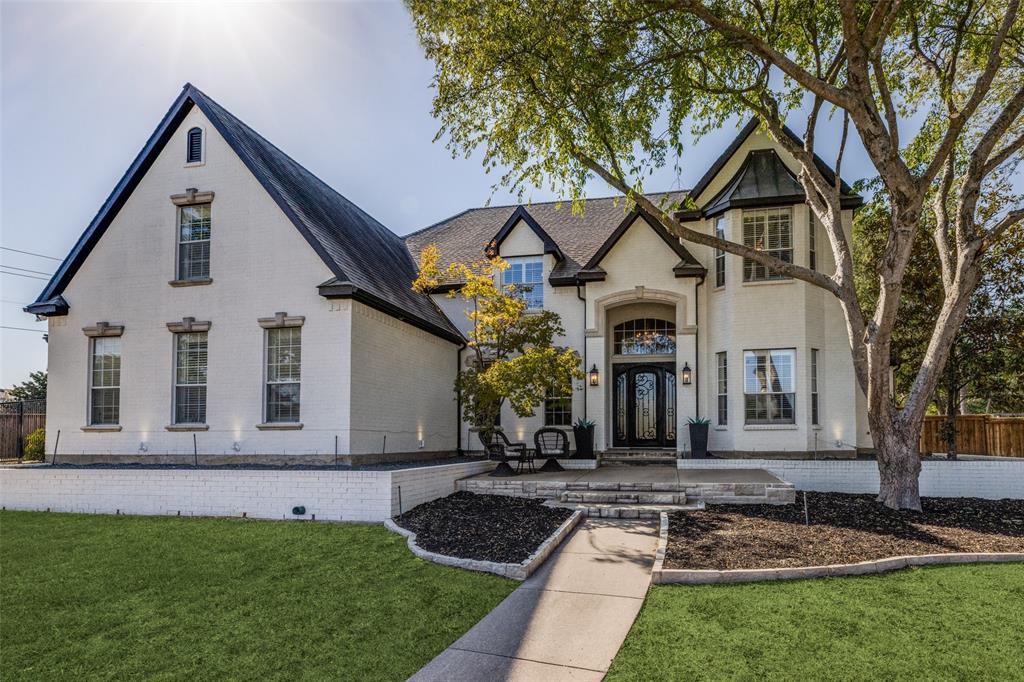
0, 461, 495, 523
678, 459, 1024, 499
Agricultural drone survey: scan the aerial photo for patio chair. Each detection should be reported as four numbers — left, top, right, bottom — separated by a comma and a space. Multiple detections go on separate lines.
533, 428, 568, 472
478, 430, 533, 476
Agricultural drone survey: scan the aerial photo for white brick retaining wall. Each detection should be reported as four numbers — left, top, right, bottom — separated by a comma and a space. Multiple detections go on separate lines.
0, 461, 495, 523
678, 459, 1024, 500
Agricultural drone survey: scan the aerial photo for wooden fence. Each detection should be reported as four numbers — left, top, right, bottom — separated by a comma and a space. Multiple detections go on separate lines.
0, 400, 46, 460
920, 415, 1024, 457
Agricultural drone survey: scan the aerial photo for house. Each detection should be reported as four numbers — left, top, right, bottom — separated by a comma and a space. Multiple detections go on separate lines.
27, 84, 870, 462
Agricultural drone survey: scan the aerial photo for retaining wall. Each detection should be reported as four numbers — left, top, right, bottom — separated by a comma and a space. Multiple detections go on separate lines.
0, 461, 495, 522
678, 458, 1023, 499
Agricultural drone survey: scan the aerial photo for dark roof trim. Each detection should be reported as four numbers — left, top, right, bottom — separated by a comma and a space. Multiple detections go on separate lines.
687, 117, 859, 204
701, 194, 862, 219
24, 295, 69, 316
582, 209, 703, 275
488, 205, 564, 261
317, 279, 464, 345
28, 87, 198, 315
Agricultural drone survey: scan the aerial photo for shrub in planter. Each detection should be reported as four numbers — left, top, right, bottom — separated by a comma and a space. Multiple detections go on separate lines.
23, 427, 45, 462
572, 418, 596, 459
687, 417, 710, 459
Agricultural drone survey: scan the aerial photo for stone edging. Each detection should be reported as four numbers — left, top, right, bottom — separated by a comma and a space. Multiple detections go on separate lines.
651, 512, 1024, 584
385, 509, 583, 580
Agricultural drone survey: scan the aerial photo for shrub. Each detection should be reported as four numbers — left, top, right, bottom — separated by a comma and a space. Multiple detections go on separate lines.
23, 427, 45, 462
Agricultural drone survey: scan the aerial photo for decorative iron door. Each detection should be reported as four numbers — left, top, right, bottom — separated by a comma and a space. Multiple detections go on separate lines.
612, 363, 677, 448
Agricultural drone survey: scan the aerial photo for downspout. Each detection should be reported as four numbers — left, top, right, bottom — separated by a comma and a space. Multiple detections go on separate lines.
694, 273, 705, 421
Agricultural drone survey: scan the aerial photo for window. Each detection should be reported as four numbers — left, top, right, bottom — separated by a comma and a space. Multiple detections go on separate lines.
613, 319, 676, 355
502, 257, 544, 309
811, 348, 820, 425
716, 351, 728, 426
174, 332, 208, 424
89, 337, 121, 425
544, 388, 572, 426
743, 208, 792, 281
177, 204, 211, 281
714, 216, 726, 288
187, 127, 203, 163
743, 349, 795, 424
265, 327, 301, 423
809, 214, 817, 271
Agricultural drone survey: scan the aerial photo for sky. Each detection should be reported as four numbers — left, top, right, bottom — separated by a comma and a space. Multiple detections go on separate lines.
0, 0, 881, 390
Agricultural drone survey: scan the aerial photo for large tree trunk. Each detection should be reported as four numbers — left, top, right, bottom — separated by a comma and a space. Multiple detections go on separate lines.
871, 411, 924, 511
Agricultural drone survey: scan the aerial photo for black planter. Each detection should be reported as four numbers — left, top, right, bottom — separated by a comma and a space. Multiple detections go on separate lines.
572, 425, 596, 459
688, 423, 709, 459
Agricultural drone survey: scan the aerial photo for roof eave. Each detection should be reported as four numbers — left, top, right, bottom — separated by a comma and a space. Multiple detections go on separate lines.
24, 295, 69, 317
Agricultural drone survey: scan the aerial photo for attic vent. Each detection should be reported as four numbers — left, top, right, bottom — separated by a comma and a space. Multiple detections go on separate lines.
187, 127, 203, 163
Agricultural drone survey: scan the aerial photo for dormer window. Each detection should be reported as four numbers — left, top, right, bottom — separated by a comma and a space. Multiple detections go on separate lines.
186, 127, 204, 164
502, 256, 544, 309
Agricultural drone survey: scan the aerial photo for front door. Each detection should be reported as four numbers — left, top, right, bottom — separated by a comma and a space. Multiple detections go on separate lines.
612, 363, 677, 448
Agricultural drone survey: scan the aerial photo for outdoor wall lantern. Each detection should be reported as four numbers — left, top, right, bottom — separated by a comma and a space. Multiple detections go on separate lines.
589, 364, 600, 386
681, 363, 693, 385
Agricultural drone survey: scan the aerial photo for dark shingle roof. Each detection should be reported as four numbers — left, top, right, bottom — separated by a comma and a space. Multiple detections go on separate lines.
405, 192, 690, 283
28, 84, 461, 343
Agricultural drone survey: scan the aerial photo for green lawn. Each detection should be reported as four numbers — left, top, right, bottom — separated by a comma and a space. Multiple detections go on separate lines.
608, 563, 1024, 681
0, 511, 515, 681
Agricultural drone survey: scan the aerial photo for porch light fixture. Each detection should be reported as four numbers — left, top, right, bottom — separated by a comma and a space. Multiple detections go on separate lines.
588, 364, 600, 386
681, 363, 693, 385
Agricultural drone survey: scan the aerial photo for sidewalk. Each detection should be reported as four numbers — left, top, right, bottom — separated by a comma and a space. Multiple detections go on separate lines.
409, 519, 659, 681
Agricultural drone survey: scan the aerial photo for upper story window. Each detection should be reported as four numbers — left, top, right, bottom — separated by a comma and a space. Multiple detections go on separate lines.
177, 204, 211, 281
613, 319, 676, 355
743, 207, 792, 282
743, 348, 795, 424
502, 256, 544, 309
89, 337, 121, 425
714, 215, 726, 288
186, 127, 204, 164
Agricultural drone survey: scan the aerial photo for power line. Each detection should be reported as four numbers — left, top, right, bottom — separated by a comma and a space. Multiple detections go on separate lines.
0, 264, 53, 276
0, 325, 47, 334
0, 246, 62, 261
0, 270, 50, 281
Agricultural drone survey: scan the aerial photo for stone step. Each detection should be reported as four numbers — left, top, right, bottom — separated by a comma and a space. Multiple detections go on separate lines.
544, 500, 704, 520
560, 490, 684, 505
601, 457, 678, 467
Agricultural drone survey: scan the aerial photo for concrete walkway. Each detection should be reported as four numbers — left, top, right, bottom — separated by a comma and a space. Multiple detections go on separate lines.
409, 519, 659, 681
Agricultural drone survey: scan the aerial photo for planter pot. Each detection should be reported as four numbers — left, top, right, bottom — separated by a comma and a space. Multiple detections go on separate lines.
688, 423, 709, 459
572, 425, 596, 459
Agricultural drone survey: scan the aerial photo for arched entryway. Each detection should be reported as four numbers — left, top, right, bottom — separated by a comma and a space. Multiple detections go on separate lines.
609, 315, 677, 448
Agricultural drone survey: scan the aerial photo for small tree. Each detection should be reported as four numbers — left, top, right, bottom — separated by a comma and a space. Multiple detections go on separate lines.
413, 245, 583, 433
6, 371, 46, 402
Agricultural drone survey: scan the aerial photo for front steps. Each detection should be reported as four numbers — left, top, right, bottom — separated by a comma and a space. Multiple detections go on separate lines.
545, 499, 705, 519
601, 449, 678, 466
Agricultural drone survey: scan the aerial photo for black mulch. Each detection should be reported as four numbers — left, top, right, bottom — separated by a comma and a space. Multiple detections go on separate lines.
666, 492, 1024, 570
394, 492, 574, 564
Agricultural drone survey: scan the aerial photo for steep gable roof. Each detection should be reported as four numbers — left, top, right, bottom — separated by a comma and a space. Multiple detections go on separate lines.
27, 84, 461, 343
488, 206, 564, 260
405, 192, 691, 285
580, 209, 706, 280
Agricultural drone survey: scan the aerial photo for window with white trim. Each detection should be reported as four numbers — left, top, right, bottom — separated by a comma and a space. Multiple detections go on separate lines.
716, 351, 728, 426
265, 327, 301, 423
502, 256, 544, 309
743, 349, 795, 424
714, 216, 726, 288
187, 127, 203, 163
174, 332, 208, 424
544, 388, 571, 426
177, 204, 211, 281
743, 208, 792, 281
811, 348, 820, 425
89, 337, 121, 425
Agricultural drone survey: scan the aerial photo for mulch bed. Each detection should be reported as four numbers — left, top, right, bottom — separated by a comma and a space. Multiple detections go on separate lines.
665, 492, 1024, 570
394, 492, 573, 564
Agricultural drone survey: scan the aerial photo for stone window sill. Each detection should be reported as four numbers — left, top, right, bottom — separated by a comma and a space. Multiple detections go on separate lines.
168, 278, 213, 287
81, 425, 122, 432
165, 424, 210, 431
743, 424, 799, 431
255, 422, 303, 430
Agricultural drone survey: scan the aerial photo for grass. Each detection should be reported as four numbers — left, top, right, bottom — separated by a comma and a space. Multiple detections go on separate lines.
0, 511, 515, 681
608, 564, 1024, 681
